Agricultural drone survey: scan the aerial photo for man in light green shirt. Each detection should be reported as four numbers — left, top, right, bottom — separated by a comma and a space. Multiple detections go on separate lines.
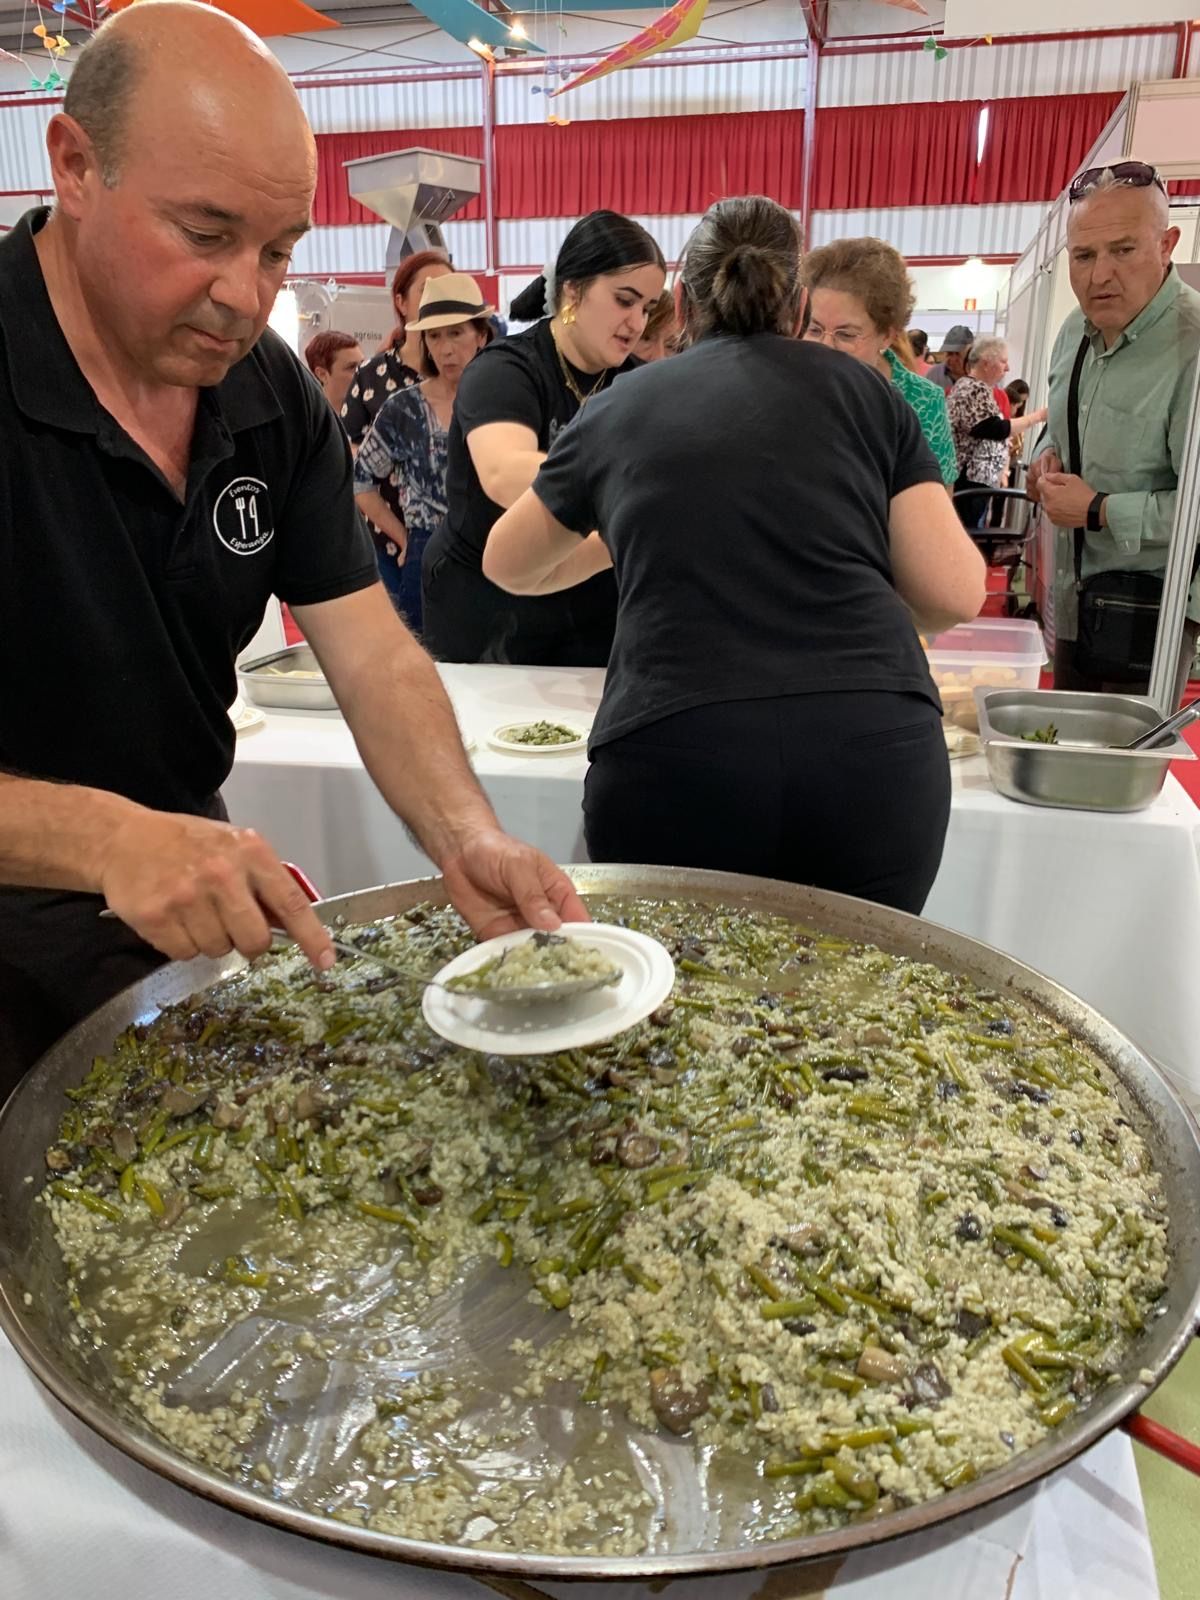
1028, 170, 1200, 696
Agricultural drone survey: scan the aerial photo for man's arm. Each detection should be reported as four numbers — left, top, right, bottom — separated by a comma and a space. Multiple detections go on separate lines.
0, 773, 335, 967
293, 584, 589, 936
1040, 369, 1190, 548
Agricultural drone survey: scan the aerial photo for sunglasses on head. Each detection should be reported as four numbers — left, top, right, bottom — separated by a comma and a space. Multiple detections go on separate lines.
1068, 161, 1166, 204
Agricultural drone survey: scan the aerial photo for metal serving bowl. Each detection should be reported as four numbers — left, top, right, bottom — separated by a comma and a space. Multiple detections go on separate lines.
1, 865, 1198, 1582
238, 644, 338, 712
975, 688, 1195, 813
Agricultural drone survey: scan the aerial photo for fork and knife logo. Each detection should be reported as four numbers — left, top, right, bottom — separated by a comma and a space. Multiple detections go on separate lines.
213, 476, 275, 556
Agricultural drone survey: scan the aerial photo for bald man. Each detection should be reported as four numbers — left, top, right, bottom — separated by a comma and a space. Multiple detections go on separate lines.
0, 3, 587, 1087
1027, 167, 1200, 697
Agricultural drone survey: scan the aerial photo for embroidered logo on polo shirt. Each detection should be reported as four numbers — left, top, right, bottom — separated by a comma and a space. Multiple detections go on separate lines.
213, 477, 275, 556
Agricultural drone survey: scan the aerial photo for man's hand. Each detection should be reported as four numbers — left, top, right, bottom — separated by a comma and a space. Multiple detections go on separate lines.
98, 811, 336, 970
440, 827, 591, 940
1025, 448, 1063, 503
1039, 472, 1099, 530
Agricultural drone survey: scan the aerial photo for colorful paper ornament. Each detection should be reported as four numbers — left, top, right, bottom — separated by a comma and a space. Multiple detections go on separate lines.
550, 0, 709, 98
105, 0, 340, 37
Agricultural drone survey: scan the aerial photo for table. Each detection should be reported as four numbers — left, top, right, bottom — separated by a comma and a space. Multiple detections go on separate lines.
8, 660, 1195, 1597
224, 664, 1200, 1088
0, 1332, 1163, 1599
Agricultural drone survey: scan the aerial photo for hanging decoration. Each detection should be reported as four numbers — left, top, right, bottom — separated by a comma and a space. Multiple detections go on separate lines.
395, 0, 541, 55
922, 34, 948, 62
549, 0, 709, 97
104, 0, 340, 36
27, 20, 71, 90
878, 0, 928, 12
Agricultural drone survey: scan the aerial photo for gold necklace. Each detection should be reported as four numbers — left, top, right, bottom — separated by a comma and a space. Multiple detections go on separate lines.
550, 321, 608, 408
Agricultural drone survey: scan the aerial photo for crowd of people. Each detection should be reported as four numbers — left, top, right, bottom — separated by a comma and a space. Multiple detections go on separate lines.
310, 235, 1051, 642
3, 0, 1198, 1088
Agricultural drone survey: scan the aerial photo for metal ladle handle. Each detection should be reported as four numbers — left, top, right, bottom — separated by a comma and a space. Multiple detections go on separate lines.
1124, 702, 1200, 752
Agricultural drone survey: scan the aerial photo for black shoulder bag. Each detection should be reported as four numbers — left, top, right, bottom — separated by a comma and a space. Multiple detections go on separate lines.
1067, 335, 1164, 680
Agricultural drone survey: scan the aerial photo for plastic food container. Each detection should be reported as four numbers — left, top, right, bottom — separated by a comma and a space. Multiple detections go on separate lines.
925, 618, 1046, 731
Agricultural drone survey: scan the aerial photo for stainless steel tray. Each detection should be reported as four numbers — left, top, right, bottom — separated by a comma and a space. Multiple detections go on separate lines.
975, 688, 1195, 813
2, 865, 1199, 1582
238, 643, 338, 711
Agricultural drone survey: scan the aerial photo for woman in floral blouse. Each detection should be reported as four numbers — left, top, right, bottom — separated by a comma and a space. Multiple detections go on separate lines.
946, 339, 1045, 526
353, 274, 494, 632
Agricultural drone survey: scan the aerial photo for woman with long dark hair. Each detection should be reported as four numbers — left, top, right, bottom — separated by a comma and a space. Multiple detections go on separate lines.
484, 196, 986, 915
421, 210, 665, 666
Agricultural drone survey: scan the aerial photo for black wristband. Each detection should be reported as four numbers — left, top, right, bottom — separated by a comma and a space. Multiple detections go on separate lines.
1086, 493, 1107, 533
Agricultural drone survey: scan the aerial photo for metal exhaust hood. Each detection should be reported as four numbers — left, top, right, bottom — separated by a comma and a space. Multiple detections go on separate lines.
343, 147, 483, 269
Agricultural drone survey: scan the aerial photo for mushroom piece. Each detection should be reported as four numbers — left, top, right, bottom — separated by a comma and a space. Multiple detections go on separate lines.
856, 1347, 908, 1384
212, 1101, 245, 1132
907, 1362, 952, 1406
44, 1146, 75, 1173
616, 1130, 661, 1170
157, 1189, 189, 1229
820, 1064, 869, 1084
648, 1367, 710, 1435
955, 1308, 990, 1342
773, 1225, 824, 1256
293, 1083, 328, 1125
109, 1124, 138, 1165
159, 1085, 210, 1118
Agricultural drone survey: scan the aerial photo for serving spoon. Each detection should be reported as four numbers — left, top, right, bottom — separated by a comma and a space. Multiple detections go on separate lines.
1121, 703, 1200, 752
99, 909, 619, 1007
277, 928, 622, 1007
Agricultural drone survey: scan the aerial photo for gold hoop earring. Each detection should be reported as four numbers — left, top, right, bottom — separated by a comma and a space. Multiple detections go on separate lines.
561, 303, 576, 327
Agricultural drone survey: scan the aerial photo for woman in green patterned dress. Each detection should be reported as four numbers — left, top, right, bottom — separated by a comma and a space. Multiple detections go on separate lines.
802, 238, 957, 488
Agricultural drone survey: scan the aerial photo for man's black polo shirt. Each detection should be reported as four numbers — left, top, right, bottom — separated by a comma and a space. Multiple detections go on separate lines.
0, 209, 379, 817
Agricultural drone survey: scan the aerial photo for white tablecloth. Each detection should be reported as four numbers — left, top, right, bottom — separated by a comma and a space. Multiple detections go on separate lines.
0, 1333, 1161, 1600
224, 664, 1200, 1087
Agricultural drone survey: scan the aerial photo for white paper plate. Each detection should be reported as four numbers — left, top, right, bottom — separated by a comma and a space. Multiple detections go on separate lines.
487, 720, 589, 755
422, 924, 675, 1055
228, 694, 266, 736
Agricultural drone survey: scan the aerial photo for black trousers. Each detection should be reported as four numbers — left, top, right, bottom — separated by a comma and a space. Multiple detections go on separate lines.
421, 539, 616, 667
0, 795, 227, 1101
583, 692, 951, 916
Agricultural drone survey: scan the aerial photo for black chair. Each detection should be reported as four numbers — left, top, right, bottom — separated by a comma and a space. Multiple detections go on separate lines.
952, 487, 1038, 618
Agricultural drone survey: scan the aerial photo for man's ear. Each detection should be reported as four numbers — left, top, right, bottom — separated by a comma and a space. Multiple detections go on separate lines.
45, 113, 103, 222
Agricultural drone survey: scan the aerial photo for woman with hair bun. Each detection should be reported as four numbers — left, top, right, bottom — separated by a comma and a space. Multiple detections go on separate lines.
484, 196, 986, 915
421, 210, 665, 665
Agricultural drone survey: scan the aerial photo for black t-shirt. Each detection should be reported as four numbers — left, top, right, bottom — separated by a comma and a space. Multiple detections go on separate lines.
531, 333, 945, 750
440, 318, 639, 568
0, 209, 379, 816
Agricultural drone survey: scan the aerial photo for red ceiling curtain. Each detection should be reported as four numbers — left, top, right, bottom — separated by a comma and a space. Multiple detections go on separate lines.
494, 110, 804, 219
975, 92, 1123, 205
812, 101, 982, 211
314, 128, 485, 226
